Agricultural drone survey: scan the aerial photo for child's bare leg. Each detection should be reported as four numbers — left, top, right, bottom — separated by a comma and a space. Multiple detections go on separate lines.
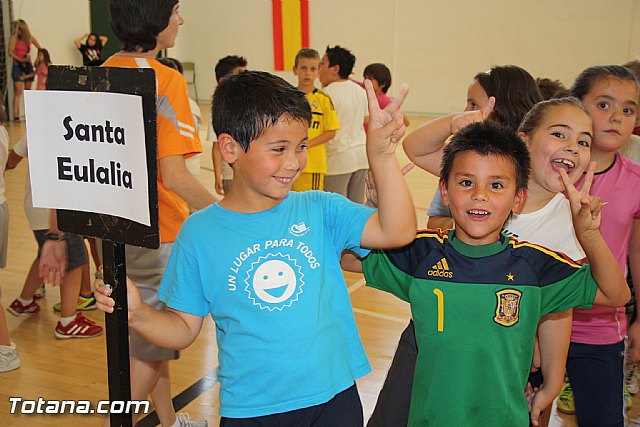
149, 360, 178, 426
19, 258, 41, 300
59, 267, 83, 318
130, 358, 177, 426
0, 303, 11, 346
87, 237, 101, 269
80, 263, 92, 295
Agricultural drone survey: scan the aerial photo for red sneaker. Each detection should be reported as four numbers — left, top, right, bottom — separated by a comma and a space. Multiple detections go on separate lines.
54, 313, 103, 339
7, 299, 40, 316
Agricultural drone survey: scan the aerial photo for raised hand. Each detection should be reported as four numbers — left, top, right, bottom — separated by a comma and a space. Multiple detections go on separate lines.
365, 79, 409, 156
558, 161, 602, 236
450, 96, 496, 134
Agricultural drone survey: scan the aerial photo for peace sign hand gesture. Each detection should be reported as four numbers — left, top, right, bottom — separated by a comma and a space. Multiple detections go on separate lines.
365, 79, 409, 158
558, 161, 602, 238
450, 97, 496, 135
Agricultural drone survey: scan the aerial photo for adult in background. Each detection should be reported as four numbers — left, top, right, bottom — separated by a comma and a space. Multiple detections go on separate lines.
9, 19, 41, 121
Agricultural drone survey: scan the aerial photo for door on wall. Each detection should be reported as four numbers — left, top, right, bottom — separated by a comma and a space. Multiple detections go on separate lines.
89, 0, 118, 59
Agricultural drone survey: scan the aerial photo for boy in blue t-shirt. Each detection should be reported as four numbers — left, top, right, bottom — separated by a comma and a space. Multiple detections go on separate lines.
96, 71, 414, 425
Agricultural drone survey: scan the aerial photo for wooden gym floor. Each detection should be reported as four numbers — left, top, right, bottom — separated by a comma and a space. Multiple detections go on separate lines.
0, 108, 637, 426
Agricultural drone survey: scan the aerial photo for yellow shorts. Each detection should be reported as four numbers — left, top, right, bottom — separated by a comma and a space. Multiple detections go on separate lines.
291, 172, 325, 192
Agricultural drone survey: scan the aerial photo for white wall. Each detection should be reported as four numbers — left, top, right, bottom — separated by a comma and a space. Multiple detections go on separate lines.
11, 0, 90, 68
11, 0, 640, 114
172, 0, 640, 114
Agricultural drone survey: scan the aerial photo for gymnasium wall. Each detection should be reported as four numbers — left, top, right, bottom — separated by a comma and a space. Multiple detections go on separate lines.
12, 0, 640, 114
11, 0, 89, 70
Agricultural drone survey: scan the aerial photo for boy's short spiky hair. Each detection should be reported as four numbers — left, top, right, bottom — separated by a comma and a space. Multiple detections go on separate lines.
109, 0, 177, 52
294, 48, 320, 68
364, 63, 392, 93
325, 45, 356, 79
212, 71, 311, 152
570, 65, 640, 101
440, 122, 530, 191
623, 60, 640, 82
215, 55, 248, 83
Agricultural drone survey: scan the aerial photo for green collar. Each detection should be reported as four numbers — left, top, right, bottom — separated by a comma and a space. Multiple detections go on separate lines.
448, 230, 508, 258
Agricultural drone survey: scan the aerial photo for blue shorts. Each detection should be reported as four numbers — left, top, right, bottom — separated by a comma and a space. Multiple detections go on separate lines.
566, 340, 625, 427
12, 62, 34, 82
220, 383, 362, 427
34, 230, 88, 271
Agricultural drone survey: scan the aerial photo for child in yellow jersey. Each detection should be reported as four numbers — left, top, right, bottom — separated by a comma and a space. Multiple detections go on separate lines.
291, 48, 340, 191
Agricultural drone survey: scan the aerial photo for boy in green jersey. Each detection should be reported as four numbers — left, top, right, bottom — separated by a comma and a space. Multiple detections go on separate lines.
344, 121, 630, 426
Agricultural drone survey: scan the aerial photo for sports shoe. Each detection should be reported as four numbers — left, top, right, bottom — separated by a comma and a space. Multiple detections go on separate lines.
176, 413, 208, 427
0, 343, 21, 373
626, 386, 634, 410
53, 294, 97, 312
557, 381, 575, 414
54, 313, 103, 339
34, 283, 46, 299
627, 363, 639, 395
7, 299, 40, 316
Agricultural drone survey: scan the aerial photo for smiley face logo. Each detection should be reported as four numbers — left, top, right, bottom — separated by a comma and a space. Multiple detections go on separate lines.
245, 253, 305, 311
253, 260, 296, 303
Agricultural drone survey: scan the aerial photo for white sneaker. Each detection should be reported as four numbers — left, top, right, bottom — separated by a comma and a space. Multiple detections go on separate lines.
627, 363, 638, 395
34, 283, 46, 299
0, 342, 21, 372
176, 413, 207, 427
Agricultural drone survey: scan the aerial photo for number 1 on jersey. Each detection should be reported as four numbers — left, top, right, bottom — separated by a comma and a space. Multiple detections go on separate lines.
433, 288, 444, 332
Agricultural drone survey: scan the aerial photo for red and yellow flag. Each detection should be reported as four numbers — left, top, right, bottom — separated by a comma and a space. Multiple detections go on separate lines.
272, 0, 310, 71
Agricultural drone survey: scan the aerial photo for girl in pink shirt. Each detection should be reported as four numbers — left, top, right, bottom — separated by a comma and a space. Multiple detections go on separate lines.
21, 49, 51, 91
561, 65, 640, 427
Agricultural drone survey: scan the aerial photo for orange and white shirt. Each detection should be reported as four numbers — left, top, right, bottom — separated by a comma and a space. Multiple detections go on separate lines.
103, 52, 201, 242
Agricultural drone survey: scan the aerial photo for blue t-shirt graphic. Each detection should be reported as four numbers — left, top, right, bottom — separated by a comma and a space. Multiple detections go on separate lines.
158, 191, 374, 417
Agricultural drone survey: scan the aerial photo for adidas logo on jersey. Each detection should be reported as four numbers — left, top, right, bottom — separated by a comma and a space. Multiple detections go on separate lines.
428, 257, 453, 278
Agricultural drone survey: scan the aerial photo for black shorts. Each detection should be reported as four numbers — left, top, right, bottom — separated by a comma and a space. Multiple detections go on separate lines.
220, 383, 363, 427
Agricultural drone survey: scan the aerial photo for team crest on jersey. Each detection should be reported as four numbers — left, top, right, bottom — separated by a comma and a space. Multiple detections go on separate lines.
494, 289, 522, 327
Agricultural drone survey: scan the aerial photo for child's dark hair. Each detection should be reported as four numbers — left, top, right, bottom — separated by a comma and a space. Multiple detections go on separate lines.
294, 48, 319, 68
363, 63, 392, 93
37, 48, 52, 66
215, 55, 248, 82
536, 77, 566, 101
325, 45, 355, 79
570, 65, 640, 100
158, 57, 183, 74
518, 97, 589, 135
212, 71, 311, 152
0, 105, 7, 125
474, 65, 543, 131
623, 60, 640, 82
87, 32, 104, 49
109, 0, 177, 52
440, 122, 530, 191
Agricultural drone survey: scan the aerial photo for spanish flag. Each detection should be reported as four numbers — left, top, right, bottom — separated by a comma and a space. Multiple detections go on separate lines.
272, 0, 310, 71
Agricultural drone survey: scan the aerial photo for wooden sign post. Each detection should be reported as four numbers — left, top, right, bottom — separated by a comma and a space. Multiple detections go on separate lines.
27, 65, 159, 427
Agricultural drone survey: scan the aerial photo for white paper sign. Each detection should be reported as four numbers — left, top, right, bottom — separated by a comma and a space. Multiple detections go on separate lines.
25, 90, 151, 226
